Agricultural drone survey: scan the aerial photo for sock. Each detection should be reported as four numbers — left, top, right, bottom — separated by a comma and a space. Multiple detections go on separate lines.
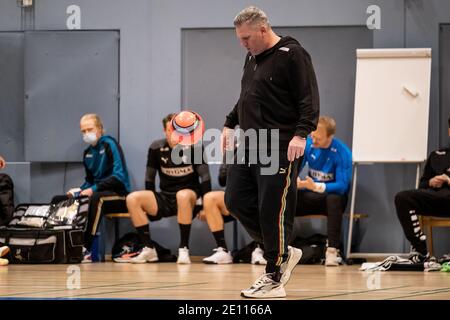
136, 225, 154, 248
212, 230, 227, 250
179, 223, 191, 248
266, 263, 280, 275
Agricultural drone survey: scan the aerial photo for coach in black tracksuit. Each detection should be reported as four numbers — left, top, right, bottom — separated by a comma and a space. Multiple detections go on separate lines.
395, 121, 450, 262
223, 7, 319, 292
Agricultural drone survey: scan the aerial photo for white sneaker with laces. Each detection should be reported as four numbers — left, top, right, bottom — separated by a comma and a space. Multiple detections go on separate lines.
280, 246, 302, 286
177, 247, 191, 264
130, 247, 159, 264
203, 247, 233, 264
0, 246, 10, 258
251, 247, 267, 265
325, 247, 339, 266
241, 273, 286, 298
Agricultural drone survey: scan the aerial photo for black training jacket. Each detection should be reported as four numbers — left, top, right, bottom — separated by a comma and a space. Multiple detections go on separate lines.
224, 36, 320, 148
419, 147, 450, 189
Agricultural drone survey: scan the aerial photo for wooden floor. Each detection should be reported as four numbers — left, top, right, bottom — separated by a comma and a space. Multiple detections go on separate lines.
0, 261, 449, 300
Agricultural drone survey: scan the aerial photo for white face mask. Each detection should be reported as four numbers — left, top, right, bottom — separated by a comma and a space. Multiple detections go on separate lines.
83, 132, 98, 145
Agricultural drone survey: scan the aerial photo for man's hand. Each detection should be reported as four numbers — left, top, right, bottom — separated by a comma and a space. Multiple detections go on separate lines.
287, 136, 306, 162
196, 210, 207, 222
429, 174, 448, 188
80, 188, 94, 197
297, 176, 316, 191
67, 187, 82, 197
0, 156, 6, 170
221, 127, 235, 155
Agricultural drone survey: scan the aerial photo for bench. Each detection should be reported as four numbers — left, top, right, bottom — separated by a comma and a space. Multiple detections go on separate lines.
420, 216, 450, 256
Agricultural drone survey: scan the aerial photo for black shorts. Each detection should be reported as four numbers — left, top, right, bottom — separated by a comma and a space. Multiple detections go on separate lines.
223, 213, 235, 223
150, 190, 202, 221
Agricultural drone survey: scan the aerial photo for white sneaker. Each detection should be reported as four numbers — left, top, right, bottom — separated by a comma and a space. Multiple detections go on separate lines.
0, 258, 8, 266
129, 247, 159, 264
251, 247, 267, 265
241, 273, 286, 298
325, 247, 340, 266
0, 246, 10, 258
203, 247, 233, 264
280, 246, 302, 286
177, 247, 191, 264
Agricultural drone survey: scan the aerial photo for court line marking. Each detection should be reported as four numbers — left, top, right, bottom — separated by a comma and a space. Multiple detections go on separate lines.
301, 285, 411, 300
0, 281, 194, 298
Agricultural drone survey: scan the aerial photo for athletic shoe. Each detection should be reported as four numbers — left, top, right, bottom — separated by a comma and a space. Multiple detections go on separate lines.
81, 247, 92, 264
409, 251, 430, 264
0, 246, 10, 258
177, 247, 191, 264
114, 251, 141, 263
203, 247, 233, 264
0, 258, 8, 266
280, 246, 302, 286
325, 247, 339, 266
251, 247, 267, 265
129, 247, 158, 264
241, 273, 286, 298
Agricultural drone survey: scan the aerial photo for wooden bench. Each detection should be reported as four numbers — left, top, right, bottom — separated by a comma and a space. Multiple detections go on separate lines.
420, 216, 450, 256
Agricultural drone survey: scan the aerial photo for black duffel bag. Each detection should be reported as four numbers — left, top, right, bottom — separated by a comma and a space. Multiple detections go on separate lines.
0, 228, 84, 264
0, 196, 89, 264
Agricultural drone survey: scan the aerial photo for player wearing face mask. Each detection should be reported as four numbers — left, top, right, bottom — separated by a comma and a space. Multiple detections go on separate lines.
63, 113, 131, 263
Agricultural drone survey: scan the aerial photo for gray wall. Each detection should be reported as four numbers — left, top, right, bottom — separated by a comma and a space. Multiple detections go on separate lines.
0, 0, 449, 256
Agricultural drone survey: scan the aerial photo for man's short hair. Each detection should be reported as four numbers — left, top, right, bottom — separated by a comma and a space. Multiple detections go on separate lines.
318, 116, 336, 136
233, 6, 270, 28
81, 113, 104, 134
162, 113, 176, 129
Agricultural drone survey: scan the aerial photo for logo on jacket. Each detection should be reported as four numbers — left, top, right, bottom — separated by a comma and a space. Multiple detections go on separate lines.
161, 165, 194, 177
309, 168, 334, 182
279, 167, 287, 174
161, 157, 169, 164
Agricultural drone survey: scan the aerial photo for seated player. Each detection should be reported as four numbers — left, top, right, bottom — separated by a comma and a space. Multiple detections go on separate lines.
0, 155, 14, 227
123, 112, 211, 264
66, 114, 131, 263
394, 118, 450, 262
296, 116, 352, 266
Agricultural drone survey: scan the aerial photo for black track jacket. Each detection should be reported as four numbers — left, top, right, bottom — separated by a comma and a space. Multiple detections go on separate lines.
224, 36, 320, 149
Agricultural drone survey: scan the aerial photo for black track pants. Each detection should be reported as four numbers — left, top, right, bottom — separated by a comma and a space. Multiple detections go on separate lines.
225, 155, 300, 273
395, 188, 450, 255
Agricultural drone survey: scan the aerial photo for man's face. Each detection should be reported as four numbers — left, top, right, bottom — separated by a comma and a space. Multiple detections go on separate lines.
80, 119, 101, 140
311, 124, 333, 148
164, 121, 178, 147
235, 22, 267, 56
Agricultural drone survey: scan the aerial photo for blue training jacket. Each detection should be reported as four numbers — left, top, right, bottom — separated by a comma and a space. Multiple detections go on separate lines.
80, 135, 131, 194
300, 136, 352, 195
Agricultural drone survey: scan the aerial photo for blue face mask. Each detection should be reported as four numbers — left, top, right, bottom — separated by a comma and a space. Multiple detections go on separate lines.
83, 132, 98, 145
